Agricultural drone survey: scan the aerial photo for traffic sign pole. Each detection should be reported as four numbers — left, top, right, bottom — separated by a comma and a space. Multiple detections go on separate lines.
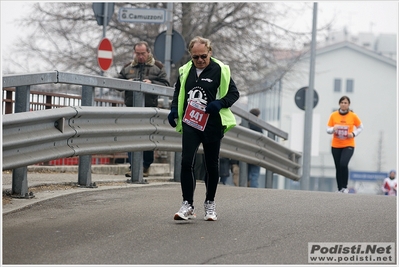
103, 3, 108, 39
93, 2, 115, 100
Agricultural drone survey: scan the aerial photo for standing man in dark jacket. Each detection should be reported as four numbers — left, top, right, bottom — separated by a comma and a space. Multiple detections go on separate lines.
168, 36, 240, 221
118, 41, 170, 177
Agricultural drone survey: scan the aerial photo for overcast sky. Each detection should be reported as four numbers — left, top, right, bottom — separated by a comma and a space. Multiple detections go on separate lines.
285, 2, 398, 35
1, 1, 398, 53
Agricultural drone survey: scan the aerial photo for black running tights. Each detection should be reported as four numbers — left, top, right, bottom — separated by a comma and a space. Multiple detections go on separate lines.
331, 146, 354, 190
180, 128, 221, 206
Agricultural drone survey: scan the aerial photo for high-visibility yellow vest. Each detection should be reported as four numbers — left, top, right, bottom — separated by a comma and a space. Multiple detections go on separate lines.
175, 57, 236, 133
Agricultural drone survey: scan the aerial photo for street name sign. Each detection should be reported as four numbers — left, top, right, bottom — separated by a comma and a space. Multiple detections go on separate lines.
350, 171, 387, 181
118, 8, 166, 24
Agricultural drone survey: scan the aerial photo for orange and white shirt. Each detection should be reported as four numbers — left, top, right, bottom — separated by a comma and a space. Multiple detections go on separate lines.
327, 110, 363, 148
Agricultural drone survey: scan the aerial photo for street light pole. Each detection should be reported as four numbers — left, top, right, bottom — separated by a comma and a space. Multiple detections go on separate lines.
163, 2, 173, 109
301, 2, 318, 191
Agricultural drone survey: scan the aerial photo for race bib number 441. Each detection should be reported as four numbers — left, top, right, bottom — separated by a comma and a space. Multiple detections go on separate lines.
183, 100, 209, 131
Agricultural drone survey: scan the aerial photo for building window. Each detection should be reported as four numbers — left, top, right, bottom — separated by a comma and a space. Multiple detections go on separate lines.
334, 79, 341, 92
346, 79, 354, 93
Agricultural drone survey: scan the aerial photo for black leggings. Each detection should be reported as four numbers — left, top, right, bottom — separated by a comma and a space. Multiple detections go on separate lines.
331, 147, 354, 190
180, 125, 221, 206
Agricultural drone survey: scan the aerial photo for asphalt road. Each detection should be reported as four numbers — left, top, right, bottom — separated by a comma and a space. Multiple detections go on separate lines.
3, 182, 397, 265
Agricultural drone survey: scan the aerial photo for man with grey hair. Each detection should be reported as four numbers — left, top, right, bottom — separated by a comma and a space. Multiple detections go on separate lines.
168, 36, 240, 221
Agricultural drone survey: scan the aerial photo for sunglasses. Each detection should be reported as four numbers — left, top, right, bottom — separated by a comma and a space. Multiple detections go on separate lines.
191, 54, 208, 60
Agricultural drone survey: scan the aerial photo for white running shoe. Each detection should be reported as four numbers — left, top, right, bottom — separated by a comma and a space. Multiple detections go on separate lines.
340, 188, 349, 193
174, 201, 196, 220
204, 200, 217, 221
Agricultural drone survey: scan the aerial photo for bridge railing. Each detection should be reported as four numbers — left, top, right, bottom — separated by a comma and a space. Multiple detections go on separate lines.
2, 71, 301, 197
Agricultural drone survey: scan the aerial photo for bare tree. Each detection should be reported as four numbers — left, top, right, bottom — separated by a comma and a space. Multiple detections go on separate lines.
3, 2, 328, 94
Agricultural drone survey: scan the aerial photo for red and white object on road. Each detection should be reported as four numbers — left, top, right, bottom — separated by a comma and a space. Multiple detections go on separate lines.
97, 37, 113, 71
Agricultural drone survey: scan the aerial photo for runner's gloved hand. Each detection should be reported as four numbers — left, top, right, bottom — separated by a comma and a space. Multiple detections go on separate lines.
168, 107, 178, 127
205, 100, 223, 115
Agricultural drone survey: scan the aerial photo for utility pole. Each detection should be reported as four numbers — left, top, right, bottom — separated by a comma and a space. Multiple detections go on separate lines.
163, 2, 173, 109
300, 2, 317, 191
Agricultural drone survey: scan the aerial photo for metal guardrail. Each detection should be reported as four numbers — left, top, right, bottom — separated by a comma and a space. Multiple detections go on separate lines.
2, 106, 301, 179
2, 71, 301, 197
2, 71, 288, 139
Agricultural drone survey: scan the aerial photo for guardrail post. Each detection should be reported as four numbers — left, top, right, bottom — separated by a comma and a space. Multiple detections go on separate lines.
238, 118, 250, 187
5, 89, 13, 114
12, 86, 31, 197
78, 85, 94, 187
173, 152, 182, 182
239, 161, 248, 187
15, 85, 30, 112
265, 169, 273, 188
129, 91, 145, 183
265, 132, 276, 188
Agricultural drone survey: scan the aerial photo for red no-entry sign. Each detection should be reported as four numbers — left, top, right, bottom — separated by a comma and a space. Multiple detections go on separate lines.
97, 38, 113, 71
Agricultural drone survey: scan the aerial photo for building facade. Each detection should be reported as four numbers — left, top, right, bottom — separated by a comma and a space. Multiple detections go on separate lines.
240, 32, 397, 192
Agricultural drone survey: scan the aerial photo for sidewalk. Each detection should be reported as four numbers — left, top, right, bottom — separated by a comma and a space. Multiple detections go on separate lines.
2, 163, 175, 215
